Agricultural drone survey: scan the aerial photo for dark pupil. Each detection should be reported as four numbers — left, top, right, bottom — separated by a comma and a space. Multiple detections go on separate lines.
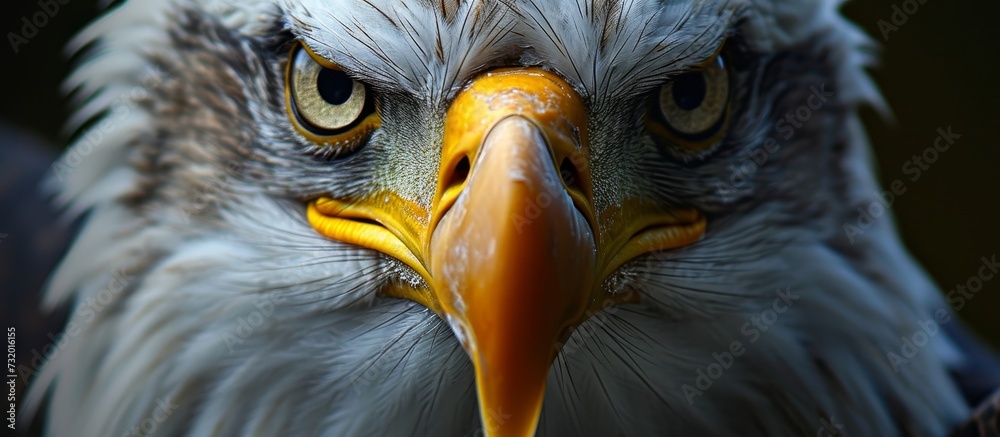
317, 69, 354, 105
672, 71, 706, 111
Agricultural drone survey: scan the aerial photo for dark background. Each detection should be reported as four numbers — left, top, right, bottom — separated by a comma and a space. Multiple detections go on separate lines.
0, 0, 997, 431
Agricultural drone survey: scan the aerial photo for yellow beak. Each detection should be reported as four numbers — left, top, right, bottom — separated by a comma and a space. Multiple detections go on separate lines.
307, 68, 706, 436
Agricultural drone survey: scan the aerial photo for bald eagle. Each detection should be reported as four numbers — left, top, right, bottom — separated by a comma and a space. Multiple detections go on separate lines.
20, 0, 1000, 435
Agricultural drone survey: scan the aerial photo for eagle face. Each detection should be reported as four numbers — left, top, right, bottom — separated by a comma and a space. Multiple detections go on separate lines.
31, 0, 972, 435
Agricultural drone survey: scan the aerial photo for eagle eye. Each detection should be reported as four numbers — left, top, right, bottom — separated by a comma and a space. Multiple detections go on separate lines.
648, 53, 731, 151
285, 43, 379, 157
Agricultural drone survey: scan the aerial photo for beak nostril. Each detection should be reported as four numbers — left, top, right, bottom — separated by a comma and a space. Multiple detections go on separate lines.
448, 156, 471, 190
559, 157, 581, 192
558, 156, 594, 238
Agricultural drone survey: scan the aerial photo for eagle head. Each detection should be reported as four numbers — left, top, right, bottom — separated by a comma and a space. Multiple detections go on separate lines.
26, 0, 980, 435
